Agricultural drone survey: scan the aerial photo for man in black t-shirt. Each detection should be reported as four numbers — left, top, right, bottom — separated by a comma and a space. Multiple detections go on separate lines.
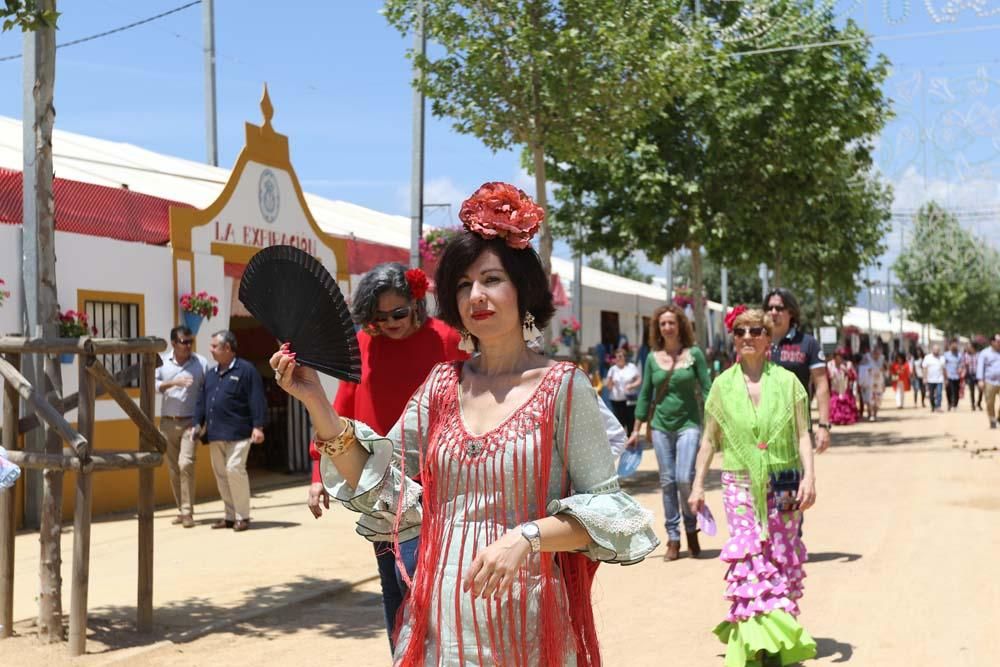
764, 288, 831, 454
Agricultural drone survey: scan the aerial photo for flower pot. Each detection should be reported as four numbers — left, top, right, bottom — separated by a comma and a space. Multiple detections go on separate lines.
182, 311, 204, 335
59, 352, 75, 364
561, 334, 575, 348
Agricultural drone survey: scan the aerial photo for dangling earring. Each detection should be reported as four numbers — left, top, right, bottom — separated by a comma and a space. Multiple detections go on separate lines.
458, 329, 476, 354
522, 312, 541, 342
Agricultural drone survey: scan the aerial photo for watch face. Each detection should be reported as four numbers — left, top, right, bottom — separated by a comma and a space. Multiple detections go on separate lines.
523, 523, 540, 538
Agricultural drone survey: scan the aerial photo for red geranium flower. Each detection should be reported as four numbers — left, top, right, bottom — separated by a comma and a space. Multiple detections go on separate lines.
724, 304, 747, 333
458, 182, 544, 250
405, 268, 429, 300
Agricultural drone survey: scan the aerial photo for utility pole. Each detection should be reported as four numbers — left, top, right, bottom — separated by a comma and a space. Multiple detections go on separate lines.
202, 0, 218, 166
409, 0, 426, 269
22, 0, 64, 641
573, 222, 583, 360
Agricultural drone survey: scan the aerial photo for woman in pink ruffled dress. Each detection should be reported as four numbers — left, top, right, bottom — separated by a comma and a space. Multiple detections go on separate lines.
827, 349, 858, 425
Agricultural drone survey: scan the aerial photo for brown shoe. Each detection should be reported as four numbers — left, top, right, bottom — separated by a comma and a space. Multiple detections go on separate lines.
233, 519, 250, 532
686, 531, 701, 558
664, 540, 681, 561
182, 515, 195, 529
171, 515, 184, 525
211, 519, 234, 529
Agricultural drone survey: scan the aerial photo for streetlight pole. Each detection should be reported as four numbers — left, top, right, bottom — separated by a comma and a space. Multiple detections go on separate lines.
202, 0, 218, 166
409, 0, 426, 269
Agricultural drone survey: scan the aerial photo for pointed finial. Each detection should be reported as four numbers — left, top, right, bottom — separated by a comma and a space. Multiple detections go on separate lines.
260, 83, 274, 129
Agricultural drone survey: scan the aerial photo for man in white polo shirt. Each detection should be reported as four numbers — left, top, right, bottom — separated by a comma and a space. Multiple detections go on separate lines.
155, 325, 208, 528
921, 344, 946, 413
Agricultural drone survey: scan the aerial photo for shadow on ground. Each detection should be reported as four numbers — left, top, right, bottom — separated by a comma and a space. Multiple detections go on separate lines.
620, 468, 722, 495
75, 575, 383, 653
829, 427, 945, 450
814, 636, 854, 662
807, 551, 862, 564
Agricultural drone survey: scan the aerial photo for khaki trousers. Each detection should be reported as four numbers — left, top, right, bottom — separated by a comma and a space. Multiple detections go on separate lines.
159, 417, 197, 517
208, 439, 252, 521
985, 383, 1000, 422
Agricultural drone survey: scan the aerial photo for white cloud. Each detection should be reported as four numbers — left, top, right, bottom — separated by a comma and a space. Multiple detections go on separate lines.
395, 176, 467, 228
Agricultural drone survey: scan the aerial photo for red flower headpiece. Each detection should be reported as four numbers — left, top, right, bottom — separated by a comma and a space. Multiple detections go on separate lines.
458, 182, 544, 250
405, 268, 429, 300
724, 304, 748, 333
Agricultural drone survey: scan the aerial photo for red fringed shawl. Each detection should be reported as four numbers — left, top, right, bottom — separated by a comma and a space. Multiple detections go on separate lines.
393, 361, 601, 666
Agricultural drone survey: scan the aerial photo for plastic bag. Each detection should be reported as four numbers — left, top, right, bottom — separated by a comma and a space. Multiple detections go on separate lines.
617, 440, 644, 479
0, 446, 21, 490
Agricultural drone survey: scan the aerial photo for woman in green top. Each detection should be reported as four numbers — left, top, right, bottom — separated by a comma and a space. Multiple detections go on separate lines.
689, 308, 817, 667
628, 304, 711, 561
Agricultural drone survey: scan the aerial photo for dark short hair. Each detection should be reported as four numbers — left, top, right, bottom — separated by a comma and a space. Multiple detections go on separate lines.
212, 329, 238, 353
434, 233, 554, 333
351, 262, 427, 327
170, 325, 193, 342
648, 304, 694, 350
764, 288, 801, 328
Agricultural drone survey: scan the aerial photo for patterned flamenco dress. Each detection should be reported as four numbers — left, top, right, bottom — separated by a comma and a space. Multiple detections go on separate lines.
827, 361, 859, 425
321, 361, 659, 666
704, 363, 817, 667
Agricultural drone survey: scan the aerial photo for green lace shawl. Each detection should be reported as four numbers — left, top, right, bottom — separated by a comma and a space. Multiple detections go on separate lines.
704, 362, 808, 537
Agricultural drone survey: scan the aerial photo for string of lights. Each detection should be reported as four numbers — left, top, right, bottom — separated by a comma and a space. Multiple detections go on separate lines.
0, 0, 200, 63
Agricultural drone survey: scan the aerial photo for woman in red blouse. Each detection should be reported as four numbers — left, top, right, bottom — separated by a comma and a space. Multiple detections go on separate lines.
306, 262, 467, 650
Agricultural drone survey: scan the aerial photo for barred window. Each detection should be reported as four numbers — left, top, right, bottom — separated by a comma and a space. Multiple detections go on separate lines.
83, 299, 141, 388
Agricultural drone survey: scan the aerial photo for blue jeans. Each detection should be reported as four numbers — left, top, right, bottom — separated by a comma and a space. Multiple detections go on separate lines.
927, 382, 943, 410
375, 537, 420, 649
651, 427, 701, 541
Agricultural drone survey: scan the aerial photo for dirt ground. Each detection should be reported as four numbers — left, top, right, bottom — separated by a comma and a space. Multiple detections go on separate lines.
5, 395, 999, 666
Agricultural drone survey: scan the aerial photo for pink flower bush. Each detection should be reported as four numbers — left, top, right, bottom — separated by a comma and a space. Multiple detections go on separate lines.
58, 310, 97, 338
0, 278, 10, 309
179, 291, 220, 319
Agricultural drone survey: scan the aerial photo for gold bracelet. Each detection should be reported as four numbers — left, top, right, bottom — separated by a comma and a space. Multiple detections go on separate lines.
314, 417, 357, 458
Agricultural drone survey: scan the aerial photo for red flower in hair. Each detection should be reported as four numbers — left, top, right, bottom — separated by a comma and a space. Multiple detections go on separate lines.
724, 304, 747, 333
405, 268, 429, 300
458, 182, 544, 250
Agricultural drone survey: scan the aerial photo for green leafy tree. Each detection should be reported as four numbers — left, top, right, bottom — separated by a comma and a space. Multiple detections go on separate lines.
382, 0, 687, 279
1, 0, 58, 31
893, 202, 1000, 335
551, 6, 891, 346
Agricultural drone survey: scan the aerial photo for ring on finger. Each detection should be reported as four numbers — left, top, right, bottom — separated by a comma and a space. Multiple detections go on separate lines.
274, 370, 283, 381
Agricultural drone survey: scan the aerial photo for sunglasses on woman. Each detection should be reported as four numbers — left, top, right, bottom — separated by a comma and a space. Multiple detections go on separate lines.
733, 326, 766, 338
373, 306, 412, 323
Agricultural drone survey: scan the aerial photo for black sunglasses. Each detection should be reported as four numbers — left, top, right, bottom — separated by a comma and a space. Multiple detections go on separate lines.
733, 326, 766, 338
766, 305, 787, 312
373, 306, 412, 323
175, 338, 194, 346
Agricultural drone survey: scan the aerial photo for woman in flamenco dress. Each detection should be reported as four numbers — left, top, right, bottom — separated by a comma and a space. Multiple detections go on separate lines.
272, 182, 657, 666
827, 349, 858, 425
689, 307, 818, 667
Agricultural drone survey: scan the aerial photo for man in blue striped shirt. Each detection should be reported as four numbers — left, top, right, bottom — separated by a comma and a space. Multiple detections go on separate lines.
977, 334, 1000, 429
194, 330, 267, 532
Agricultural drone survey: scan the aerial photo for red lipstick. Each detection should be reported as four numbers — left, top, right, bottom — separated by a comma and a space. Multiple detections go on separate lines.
471, 311, 495, 321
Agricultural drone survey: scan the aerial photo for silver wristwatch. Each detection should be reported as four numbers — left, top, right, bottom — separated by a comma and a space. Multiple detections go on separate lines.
520, 522, 541, 554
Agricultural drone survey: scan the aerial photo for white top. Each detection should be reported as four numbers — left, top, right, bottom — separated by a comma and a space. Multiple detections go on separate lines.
154, 353, 209, 418
922, 354, 946, 384
605, 363, 641, 403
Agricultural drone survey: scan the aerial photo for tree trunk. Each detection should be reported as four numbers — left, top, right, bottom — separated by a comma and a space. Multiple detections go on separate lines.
26, 0, 64, 642
773, 253, 782, 287
532, 142, 551, 278
814, 270, 825, 331
689, 242, 709, 349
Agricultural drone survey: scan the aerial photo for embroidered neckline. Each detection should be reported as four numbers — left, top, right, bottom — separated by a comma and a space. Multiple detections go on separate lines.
455, 362, 567, 439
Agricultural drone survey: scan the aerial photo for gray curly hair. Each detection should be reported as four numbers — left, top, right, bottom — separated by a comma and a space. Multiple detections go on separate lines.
351, 262, 427, 328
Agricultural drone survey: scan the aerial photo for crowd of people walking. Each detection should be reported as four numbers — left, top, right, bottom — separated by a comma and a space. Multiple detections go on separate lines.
149, 180, 999, 666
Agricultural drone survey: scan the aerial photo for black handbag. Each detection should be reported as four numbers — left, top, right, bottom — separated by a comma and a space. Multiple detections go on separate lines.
769, 469, 801, 512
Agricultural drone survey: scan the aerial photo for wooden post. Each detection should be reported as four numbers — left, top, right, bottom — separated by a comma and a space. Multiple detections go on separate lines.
67, 356, 94, 656
0, 353, 20, 639
136, 353, 155, 632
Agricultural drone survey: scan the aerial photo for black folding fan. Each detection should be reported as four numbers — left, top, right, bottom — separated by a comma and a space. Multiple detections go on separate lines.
239, 245, 361, 383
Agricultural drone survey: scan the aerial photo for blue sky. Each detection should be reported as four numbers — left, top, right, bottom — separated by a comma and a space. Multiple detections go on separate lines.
1, 0, 999, 296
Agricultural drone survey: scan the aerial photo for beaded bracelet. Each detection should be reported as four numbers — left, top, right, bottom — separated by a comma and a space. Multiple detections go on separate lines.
314, 417, 357, 458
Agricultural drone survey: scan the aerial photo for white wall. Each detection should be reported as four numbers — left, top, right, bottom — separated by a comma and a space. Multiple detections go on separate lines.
0, 224, 21, 338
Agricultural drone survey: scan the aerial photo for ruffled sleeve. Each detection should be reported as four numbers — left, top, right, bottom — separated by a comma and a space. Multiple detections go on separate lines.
319, 365, 443, 543
546, 369, 659, 564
